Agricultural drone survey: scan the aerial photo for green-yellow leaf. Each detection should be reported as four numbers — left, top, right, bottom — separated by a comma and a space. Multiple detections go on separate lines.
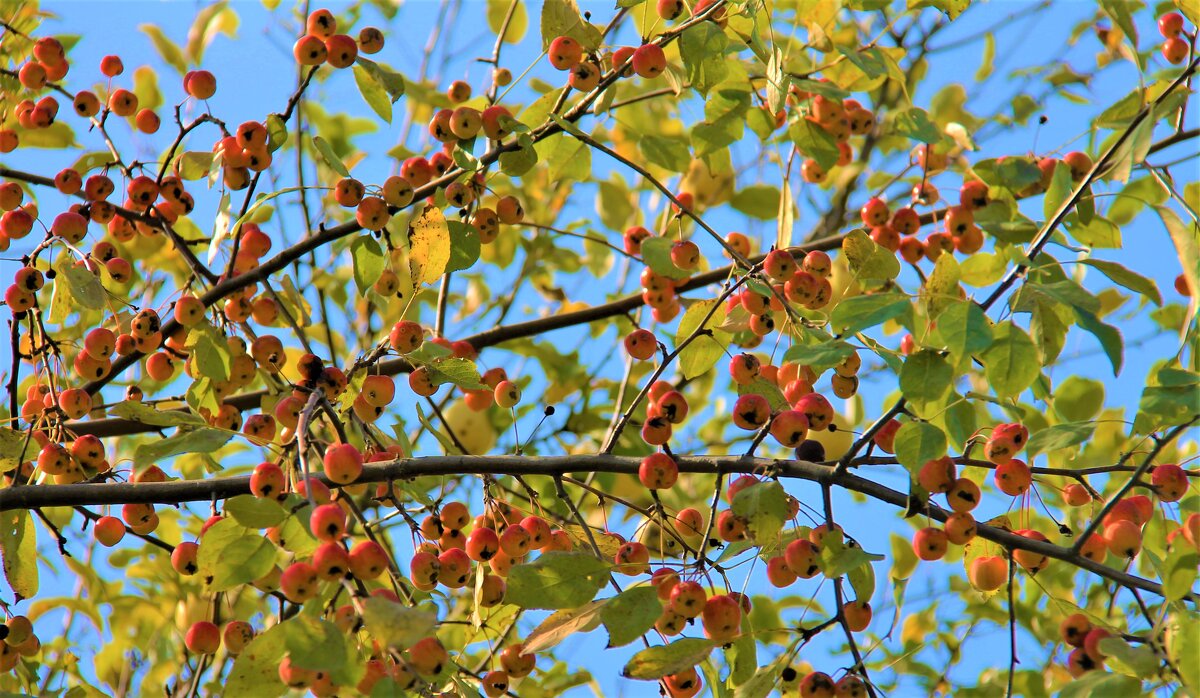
676, 299, 731, 379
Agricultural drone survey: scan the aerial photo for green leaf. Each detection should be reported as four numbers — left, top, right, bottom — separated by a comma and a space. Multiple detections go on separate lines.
0, 428, 36, 474
899, 350, 953, 415
982, 321, 1040, 398
894, 421, 947, 474
524, 602, 605, 654
196, 518, 277, 592
960, 252, 1007, 287
1025, 422, 1095, 458
731, 185, 781, 220
311, 136, 351, 177
360, 597, 437, 649
830, 294, 909, 335
731, 481, 789, 544
640, 237, 691, 281
499, 133, 539, 175
638, 134, 692, 173
975, 32, 995, 81
729, 629, 757, 685
283, 614, 362, 687
1044, 157, 1074, 220
842, 229, 901, 282
446, 220, 481, 273
922, 253, 961, 319
224, 495, 287, 529
1053, 376, 1105, 422
889, 532, 919, 580
782, 340, 856, 372
679, 23, 729, 96
1058, 672, 1141, 698
352, 64, 393, 123
932, 301, 994, 364
789, 118, 840, 170
676, 299, 731, 380
540, 0, 602, 50
1072, 307, 1124, 376
622, 638, 717, 680
140, 24, 188, 74
354, 57, 405, 102
351, 236, 386, 293
734, 648, 792, 698
71, 151, 115, 173
1163, 545, 1198, 602
225, 621, 288, 697
892, 107, 943, 143
488, 0, 528, 43
426, 357, 486, 390
0, 511, 37, 601
108, 400, 206, 427
1158, 206, 1200, 337
600, 586, 662, 647
505, 552, 610, 609
177, 151, 215, 180
1080, 259, 1161, 306
186, 322, 231, 382
133, 427, 233, 469
58, 263, 106, 310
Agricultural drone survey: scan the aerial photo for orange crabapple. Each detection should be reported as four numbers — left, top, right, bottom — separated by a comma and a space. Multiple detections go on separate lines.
943, 512, 977, 545
548, 36, 583, 70
968, 555, 1007, 591
702, 594, 742, 641
669, 580, 707, 618
912, 527, 948, 561
347, 540, 390, 579
310, 503, 347, 542
766, 555, 797, 587
945, 477, 981, 512
638, 452, 679, 490
994, 458, 1032, 496
632, 43, 667, 78
185, 621, 221, 655
171, 541, 199, 575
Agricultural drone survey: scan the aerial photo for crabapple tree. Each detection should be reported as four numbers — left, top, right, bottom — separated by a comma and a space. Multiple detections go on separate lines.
0, 0, 1197, 697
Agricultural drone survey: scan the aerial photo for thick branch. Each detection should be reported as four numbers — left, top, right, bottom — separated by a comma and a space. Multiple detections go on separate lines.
1, 454, 1187, 602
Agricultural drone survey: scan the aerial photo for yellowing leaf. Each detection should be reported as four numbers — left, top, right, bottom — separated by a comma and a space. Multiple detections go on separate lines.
408, 204, 451, 285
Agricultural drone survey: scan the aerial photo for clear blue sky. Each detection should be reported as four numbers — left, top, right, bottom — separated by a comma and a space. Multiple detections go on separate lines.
4, 1, 1196, 696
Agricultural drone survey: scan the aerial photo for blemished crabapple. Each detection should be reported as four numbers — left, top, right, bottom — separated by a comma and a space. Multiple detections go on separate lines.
548, 36, 583, 70
669, 580, 707, 618
1150, 463, 1188, 502
250, 462, 286, 500
624, 328, 657, 360
943, 512, 977, 545
770, 410, 810, 448
322, 443, 363, 484
842, 600, 872, 632
310, 503, 347, 542
1012, 529, 1050, 573
912, 527, 948, 561
994, 458, 1032, 496
945, 477, 981, 512
729, 352, 761, 384
638, 452, 679, 489
702, 594, 742, 641
731, 394, 770, 429
766, 555, 797, 587
632, 43, 667, 78
793, 392, 833, 431
171, 541, 200, 575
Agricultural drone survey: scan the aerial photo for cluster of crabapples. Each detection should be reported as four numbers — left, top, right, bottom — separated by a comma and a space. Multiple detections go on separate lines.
1157, 12, 1193, 65
884, 421, 1198, 599
625, 288, 860, 452
0, 615, 42, 672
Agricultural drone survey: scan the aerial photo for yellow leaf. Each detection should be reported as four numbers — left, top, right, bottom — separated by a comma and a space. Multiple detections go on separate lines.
408, 204, 450, 286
